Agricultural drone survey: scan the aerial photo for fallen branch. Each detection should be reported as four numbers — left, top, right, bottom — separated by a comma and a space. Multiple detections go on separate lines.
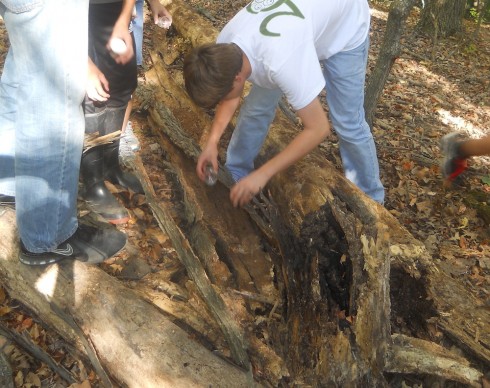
0, 324, 75, 386
387, 334, 484, 387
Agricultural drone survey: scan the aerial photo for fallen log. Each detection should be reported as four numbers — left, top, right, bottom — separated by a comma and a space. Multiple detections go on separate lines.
139, 109, 289, 384
140, 0, 489, 385
0, 209, 257, 388
127, 153, 251, 370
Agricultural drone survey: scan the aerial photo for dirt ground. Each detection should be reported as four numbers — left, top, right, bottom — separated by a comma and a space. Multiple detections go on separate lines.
0, 1, 489, 387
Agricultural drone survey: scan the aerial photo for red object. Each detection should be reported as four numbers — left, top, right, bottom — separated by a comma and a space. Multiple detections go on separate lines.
448, 158, 468, 181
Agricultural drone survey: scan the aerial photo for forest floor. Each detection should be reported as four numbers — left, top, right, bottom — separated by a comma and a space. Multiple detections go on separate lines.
0, 1, 489, 387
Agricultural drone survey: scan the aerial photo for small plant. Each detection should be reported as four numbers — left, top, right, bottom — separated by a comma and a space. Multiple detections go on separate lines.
481, 175, 490, 186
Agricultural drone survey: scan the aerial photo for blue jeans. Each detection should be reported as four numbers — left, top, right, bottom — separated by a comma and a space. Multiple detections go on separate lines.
0, 0, 88, 252
132, 0, 144, 66
225, 36, 385, 204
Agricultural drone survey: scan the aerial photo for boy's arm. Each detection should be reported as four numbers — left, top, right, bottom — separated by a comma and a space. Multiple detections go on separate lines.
145, 0, 172, 24
230, 97, 330, 207
108, 0, 136, 64
196, 96, 241, 181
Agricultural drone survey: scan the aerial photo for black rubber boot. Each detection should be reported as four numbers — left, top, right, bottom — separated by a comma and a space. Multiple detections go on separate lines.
102, 107, 144, 194
80, 145, 130, 225
104, 140, 144, 194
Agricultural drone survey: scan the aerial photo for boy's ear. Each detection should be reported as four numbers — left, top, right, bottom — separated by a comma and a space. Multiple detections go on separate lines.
234, 71, 245, 85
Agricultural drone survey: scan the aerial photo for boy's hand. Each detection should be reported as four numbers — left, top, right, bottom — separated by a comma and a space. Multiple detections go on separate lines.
87, 59, 110, 101
230, 170, 268, 208
196, 143, 218, 182
107, 24, 134, 65
148, 0, 172, 25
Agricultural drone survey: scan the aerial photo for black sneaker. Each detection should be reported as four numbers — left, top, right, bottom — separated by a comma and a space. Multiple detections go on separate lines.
0, 194, 15, 209
19, 222, 127, 266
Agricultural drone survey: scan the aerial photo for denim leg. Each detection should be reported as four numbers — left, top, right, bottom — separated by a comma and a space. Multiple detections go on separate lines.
225, 85, 282, 181
132, 0, 144, 66
0, 0, 89, 251
322, 37, 385, 204
0, 49, 16, 197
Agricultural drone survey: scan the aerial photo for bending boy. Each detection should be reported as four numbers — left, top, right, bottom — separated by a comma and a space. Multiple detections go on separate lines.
184, 0, 384, 207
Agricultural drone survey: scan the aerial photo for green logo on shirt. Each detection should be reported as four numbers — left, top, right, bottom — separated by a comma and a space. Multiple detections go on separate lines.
246, 0, 305, 37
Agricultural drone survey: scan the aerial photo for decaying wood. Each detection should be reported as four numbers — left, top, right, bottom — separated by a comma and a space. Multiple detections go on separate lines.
0, 209, 256, 388
387, 334, 484, 387
83, 130, 121, 153
0, 1, 487, 385
132, 119, 288, 384
126, 154, 252, 372
141, 0, 489, 385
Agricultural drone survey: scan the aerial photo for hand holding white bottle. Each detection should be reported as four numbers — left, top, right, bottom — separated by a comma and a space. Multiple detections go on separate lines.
109, 38, 127, 57
156, 16, 172, 29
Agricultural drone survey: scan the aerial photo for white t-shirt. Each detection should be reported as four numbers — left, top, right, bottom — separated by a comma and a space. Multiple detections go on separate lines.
217, 0, 370, 110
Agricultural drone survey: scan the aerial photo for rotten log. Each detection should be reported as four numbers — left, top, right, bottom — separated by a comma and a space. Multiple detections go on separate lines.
140, 0, 489, 385
130, 115, 289, 384
126, 154, 251, 371
0, 209, 257, 388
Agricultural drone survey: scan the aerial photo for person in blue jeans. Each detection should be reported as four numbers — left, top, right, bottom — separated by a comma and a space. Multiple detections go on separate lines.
183, 0, 385, 207
0, 0, 127, 265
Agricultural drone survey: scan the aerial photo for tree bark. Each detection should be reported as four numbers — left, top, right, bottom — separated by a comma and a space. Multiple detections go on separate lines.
418, 0, 467, 38
365, 0, 418, 127
0, 210, 255, 388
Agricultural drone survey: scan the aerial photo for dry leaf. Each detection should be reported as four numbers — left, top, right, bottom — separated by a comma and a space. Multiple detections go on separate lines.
20, 317, 33, 331
69, 380, 92, 388
459, 235, 467, 249
458, 217, 469, 229
14, 371, 23, 387
25, 371, 41, 387
110, 264, 124, 273
0, 306, 12, 317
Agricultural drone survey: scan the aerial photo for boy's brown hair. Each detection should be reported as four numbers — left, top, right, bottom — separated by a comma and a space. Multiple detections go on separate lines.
183, 43, 243, 109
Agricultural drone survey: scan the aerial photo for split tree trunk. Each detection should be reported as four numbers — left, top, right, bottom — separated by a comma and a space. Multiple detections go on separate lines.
143, 0, 489, 385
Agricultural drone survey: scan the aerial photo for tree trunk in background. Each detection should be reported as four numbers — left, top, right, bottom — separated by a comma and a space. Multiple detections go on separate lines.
418, 0, 467, 38
365, 0, 418, 127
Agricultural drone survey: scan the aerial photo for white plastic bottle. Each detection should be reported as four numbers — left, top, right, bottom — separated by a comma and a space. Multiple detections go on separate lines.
205, 164, 218, 186
156, 16, 172, 29
109, 38, 127, 57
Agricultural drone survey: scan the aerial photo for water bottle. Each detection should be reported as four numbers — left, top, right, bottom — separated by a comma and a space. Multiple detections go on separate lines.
109, 38, 127, 58
205, 164, 218, 186
156, 16, 172, 29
